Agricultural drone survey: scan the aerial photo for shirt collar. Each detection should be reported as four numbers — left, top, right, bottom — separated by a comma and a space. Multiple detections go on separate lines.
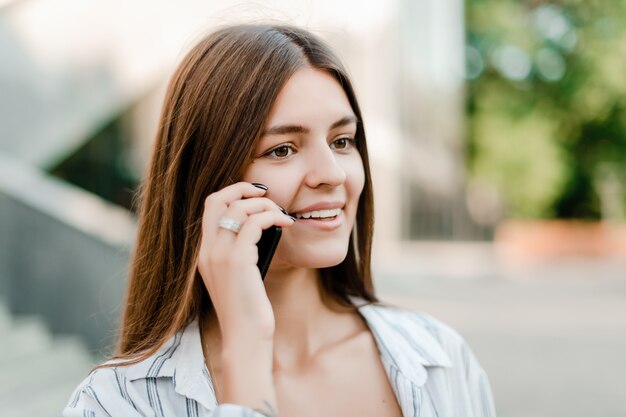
125, 297, 452, 407
125, 320, 216, 410
351, 296, 452, 386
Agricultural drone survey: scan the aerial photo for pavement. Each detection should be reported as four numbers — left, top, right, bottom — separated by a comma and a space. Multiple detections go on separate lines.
374, 254, 626, 417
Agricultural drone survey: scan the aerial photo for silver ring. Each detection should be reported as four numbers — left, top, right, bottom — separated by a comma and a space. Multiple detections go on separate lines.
218, 216, 241, 234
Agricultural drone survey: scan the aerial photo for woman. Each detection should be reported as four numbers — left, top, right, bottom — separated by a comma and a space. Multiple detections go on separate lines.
64, 24, 496, 417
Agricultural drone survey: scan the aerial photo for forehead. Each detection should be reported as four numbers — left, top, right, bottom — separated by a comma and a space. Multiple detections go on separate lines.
264, 67, 355, 127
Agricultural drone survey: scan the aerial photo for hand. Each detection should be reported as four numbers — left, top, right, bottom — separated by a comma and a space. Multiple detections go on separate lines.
196, 182, 295, 343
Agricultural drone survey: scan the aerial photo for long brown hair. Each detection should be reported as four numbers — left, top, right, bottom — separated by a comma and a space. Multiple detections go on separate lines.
117, 24, 377, 360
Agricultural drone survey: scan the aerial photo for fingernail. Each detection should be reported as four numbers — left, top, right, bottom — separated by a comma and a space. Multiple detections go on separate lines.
279, 206, 288, 215
289, 215, 297, 221
251, 182, 268, 190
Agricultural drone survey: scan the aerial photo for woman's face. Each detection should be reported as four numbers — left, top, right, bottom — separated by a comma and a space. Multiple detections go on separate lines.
242, 67, 365, 270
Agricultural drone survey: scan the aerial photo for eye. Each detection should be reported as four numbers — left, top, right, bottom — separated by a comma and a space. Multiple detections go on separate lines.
331, 136, 356, 150
264, 144, 295, 159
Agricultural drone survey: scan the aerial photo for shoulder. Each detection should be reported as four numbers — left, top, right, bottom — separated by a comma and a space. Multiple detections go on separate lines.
63, 329, 189, 416
363, 302, 467, 345
363, 302, 496, 413
378, 303, 460, 336
63, 364, 144, 416
386, 304, 469, 353
359, 301, 480, 371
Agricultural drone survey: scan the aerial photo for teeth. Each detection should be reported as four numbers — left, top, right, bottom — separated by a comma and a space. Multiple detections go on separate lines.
295, 208, 341, 219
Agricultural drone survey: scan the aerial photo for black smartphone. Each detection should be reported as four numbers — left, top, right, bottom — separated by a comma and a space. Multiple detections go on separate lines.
256, 225, 282, 280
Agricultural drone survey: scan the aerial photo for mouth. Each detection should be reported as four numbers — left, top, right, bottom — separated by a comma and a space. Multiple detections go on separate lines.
288, 208, 345, 230
291, 207, 342, 220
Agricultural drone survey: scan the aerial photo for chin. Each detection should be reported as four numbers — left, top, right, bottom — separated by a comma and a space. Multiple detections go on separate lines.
303, 253, 347, 269
276, 243, 350, 269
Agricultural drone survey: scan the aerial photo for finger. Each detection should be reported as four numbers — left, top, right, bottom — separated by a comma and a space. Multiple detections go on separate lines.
235, 211, 296, 248
208, 182, 268, 208
203, 181, 268, 219
202, 182, 268, 240
214, 198, 291, 244
225, 197, 285, 222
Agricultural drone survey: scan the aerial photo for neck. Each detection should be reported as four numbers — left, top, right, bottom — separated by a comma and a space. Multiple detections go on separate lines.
203, 267, 361, 374
264, 267, 344, 370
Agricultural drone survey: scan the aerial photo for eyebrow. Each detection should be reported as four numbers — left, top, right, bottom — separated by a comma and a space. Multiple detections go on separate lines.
262, 115, 358, 136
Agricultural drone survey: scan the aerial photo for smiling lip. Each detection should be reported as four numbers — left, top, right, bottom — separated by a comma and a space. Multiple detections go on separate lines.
290, 201, 345, 215
294, 209, 344, 230
289, 201, 346, 231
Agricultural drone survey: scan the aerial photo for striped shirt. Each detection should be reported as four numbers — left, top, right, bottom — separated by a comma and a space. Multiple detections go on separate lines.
63, 299, 496, 417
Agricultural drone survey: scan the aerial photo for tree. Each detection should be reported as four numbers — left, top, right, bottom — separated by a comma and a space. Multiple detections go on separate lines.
466, 0, 626, 220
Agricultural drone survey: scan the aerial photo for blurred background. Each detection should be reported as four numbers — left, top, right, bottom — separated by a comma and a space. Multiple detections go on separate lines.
0, 0, 625, 416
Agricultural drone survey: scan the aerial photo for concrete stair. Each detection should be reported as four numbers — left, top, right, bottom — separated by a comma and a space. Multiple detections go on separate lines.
0, 301, 95, 416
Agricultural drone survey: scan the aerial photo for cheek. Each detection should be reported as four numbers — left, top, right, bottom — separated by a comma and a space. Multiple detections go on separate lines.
346, 156, 365, 199
241, 162, 299, 207
241, 159, 264, 183
242, 161, 282, 190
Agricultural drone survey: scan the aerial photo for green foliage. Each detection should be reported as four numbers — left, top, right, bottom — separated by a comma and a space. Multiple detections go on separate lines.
466, 0, 626, 219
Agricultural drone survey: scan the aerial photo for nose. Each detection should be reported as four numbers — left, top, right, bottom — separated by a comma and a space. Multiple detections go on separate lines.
304, 143, 347, 188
